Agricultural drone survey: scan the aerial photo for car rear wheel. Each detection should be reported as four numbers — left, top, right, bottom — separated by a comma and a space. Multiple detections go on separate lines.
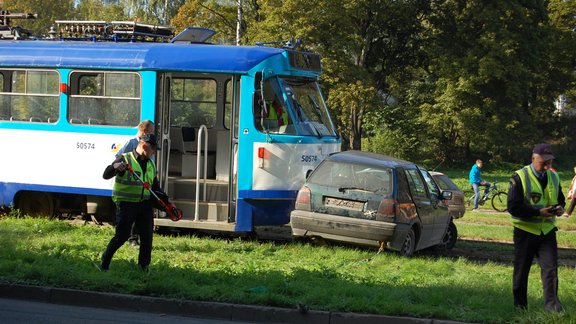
399, 228, 416, 257
442, 220, 458, 250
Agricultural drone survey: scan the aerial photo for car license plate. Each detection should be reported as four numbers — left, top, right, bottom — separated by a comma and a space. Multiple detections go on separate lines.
324, 197, 364, 211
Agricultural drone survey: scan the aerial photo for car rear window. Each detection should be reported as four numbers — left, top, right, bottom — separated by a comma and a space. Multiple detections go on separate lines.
433, 174, 460, 191
308, 160, 393, 194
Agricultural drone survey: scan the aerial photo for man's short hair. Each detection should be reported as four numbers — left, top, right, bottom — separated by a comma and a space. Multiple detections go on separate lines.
138, 120, 154, 132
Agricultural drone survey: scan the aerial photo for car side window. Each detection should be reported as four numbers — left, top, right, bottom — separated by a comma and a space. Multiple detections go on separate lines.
404, 168, 429, 200
395, 169, 413, 203
419, 168, 440, 199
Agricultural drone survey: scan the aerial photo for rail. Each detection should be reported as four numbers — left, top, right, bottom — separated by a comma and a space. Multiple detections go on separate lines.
195, 125, 208, 221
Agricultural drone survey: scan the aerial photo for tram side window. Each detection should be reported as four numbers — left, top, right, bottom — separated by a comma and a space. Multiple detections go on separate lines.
68, 71, 141, 126
0, 69, 59, 123
171, 78, 216, 127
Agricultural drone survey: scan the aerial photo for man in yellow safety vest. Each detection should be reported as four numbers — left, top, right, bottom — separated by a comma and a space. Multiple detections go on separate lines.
507, 143, 566, 312
100, 134, 160, 272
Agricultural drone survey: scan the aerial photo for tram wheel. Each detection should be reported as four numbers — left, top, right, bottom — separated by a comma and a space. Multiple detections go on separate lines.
17, 191, 55, 218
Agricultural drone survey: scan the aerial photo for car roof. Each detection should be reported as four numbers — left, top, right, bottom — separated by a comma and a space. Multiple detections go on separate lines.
326, 150, 414, 168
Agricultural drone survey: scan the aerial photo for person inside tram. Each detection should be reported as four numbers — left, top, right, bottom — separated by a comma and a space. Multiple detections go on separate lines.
265, 97, 289, 128
260, 82, 291, 131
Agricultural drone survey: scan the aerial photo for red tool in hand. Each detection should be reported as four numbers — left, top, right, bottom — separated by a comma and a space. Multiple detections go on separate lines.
121, 159, 183, 222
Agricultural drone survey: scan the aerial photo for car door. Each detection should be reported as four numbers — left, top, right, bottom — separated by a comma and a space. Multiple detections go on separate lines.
403, 166, 435, 246
419, 167, 451, 242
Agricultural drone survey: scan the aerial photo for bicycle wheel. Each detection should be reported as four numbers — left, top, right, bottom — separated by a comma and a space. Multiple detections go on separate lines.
463, 190, 476, 209
491, 191, 508, 212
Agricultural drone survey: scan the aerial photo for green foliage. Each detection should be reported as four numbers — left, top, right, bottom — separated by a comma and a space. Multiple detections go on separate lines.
3, 0, 75, 35
363, 104, 423, 161
365, 0, 576, 164
171, 0, 239, 44
328, 80, 382, 150
75, 0, 128, 22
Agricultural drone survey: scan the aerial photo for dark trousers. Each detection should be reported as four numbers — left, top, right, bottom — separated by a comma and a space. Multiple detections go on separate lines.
129, 223, 139, 244
513, 227, 562, 311
101, 201, 154, 270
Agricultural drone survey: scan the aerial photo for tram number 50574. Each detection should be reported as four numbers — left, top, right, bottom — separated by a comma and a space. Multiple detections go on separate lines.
301, 155, 318, 163
77, 142, 95, 150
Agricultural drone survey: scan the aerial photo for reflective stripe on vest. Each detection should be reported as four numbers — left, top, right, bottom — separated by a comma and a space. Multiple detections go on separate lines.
112, 152, 156, 203
511, 165, 559, 235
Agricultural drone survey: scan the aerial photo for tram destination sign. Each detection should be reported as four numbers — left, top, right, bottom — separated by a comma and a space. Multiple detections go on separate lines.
287, 51, 321, 73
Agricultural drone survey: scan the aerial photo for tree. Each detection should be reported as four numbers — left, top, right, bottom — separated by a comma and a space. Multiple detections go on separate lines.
545, 0, 576, 151
3, 0, 75, 36
420, 1, 565, 162
75, 0, 128, 21
364, 0, 573, 164
247, 0, 418, 151
120, 0, 186, 25
329, 81, 382, 150
171, 0, 240, 44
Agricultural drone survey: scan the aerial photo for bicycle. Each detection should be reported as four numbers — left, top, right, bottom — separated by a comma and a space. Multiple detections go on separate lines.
463, 182, 508, 212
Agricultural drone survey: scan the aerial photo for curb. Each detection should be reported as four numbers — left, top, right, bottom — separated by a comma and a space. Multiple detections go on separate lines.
0, 283, 464, 324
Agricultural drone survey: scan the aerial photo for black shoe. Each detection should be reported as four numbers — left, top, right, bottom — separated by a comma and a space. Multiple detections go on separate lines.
545, 303, 564, 313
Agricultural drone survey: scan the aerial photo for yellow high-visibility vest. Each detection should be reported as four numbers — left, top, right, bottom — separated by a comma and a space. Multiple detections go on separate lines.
511, 165, 559, 235
112, 152, 156, 203
266, 101, 289, 126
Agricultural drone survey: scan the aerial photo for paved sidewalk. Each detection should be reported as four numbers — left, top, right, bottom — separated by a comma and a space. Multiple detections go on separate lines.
0, 283, 466, 324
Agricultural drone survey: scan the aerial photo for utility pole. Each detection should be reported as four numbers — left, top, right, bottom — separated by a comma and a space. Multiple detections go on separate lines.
236, 0, 242, 45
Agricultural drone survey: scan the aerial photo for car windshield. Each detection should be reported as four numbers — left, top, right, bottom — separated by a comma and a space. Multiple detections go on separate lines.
256, 76, 336, 136
308, 160, 393, 194
433, 174, 460, 191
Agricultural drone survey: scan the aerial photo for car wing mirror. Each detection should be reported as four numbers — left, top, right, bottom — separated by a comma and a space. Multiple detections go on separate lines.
442, 191, 453, 200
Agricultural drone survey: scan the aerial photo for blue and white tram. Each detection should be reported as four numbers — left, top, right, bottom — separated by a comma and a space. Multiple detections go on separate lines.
0, 23, 340, 232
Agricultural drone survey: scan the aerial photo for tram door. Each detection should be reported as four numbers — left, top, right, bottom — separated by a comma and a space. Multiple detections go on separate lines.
156, 72, 238, 225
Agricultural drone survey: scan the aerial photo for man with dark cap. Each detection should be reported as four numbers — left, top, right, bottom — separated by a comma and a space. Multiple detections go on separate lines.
100, 134, 160, 272
115, 120, 155, 248
507, 143, 566, 312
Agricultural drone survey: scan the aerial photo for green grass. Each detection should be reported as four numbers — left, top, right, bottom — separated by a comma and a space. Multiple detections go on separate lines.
1, 211, 576, 323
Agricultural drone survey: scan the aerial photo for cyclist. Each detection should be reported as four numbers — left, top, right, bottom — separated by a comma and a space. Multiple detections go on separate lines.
469, 159, 490, 211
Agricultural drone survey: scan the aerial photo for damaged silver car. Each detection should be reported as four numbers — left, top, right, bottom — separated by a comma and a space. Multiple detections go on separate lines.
290, 151, 456, 256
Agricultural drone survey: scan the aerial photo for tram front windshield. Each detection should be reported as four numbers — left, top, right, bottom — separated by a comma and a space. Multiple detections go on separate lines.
257, 76, 336, 137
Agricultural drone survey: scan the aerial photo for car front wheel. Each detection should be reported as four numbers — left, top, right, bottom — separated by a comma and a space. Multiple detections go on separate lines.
442, 221, 458, 250
399, 228, 416, 257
